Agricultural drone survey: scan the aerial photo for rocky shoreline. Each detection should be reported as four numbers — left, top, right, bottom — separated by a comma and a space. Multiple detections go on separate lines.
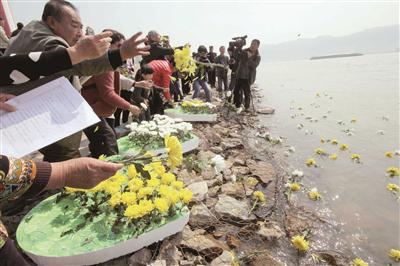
2, 87, 353, 266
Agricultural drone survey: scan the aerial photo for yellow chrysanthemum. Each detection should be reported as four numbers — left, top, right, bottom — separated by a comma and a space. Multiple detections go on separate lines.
164, 135, 183, 169
351, 154, 361, 160
174, 45, 197, 77
137, 187, 154, 199
172, 180, 184, 190
161, 172, 176, 185
339, 144, 348, 151
109, 192, 122, 207
121, 192, 137, 205
330, 139, 338, 145
104, 182, 121, 195
386, 167, 400, 177
387, 183, 400, 193
308, 188, 322, 201
385, 151, 393, 158
351, 258, 368, 266
246, 177, 259, 186
128, 178, 144, 192
389, 249, 400, 261
138, 199, 155, 215
314, 148, 326, 155
306, 158, 316, 167
252, 191, 266, 202
291, 235, 309, 252
154, 197, 169, 213
147, 177, 161, 187
178, 188, 193, 204
127, 164, 138, 179
143, 161, 166, 178
289, 183, 301, 191
98, 154, 107, 161
329, 153, 338, 160
124, 204, 142, 219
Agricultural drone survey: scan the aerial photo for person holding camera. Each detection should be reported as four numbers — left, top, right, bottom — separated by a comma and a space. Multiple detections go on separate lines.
233, 39, 261, 112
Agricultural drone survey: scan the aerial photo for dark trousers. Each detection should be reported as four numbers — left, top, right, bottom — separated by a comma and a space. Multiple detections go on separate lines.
217, 72, 228, 92
234, 78, 251, 109
229, 72, 236, 92
0, 239, 30, 266
83, 117, 118, 158
114, 90, 132, 127
170, 80, 183, 102
39, 131, 82, 162
181, 77, 191, 95
208, 69, 216, 87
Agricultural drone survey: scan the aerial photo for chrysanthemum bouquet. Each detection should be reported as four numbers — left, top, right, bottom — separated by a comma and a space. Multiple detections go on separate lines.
181, 99, 216, 114
58, 136, 191, 239
125, 115, 193, 149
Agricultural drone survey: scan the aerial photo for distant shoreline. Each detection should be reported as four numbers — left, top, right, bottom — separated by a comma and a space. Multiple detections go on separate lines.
310, 53, 363, 60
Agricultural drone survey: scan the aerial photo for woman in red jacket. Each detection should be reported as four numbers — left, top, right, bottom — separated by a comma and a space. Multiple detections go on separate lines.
81, 30, 152, 158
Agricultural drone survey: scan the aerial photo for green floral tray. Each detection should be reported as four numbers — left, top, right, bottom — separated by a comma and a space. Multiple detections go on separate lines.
17, 193, 189, 265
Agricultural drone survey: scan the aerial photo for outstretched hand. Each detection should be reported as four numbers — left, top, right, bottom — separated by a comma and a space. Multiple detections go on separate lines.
120, 32, 150, 60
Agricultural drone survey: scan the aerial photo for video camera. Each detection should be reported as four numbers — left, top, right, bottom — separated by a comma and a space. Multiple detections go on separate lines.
228, 35, 247, 71
228, 35, 247, 50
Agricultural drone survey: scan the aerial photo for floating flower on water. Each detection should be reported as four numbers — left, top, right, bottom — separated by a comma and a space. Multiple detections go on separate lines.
389, 249, 400, 261
154, 197, 169, 213
351, 118, 357, 123
291, 235, 309, 252
351, 258, 368, 266
331, 139, 338, 145
386, 167, 400, 177
351, 154, 361, 162
308, 188, 322, 201
314, 148, 327, 155
329, 153, 338, 160
387, 183, 400, 193
291, 169, 304, 178
306, 158, 316, 167
377, 130, 385, 135
165, 135, 183, 170
316, 93, 320, 97
320, 138, 326, 143
289, 183, 301, 191
385, 151, 393, 158
288, 146, 296, 153
339, 144, 348, 151
252, 191, 266, 202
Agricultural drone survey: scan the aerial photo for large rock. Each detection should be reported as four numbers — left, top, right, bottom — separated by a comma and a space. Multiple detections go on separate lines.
257, 221, 284, 240
186, 181, 208, 202
189, 204, 216, 227
181, 227, 228, 261
210, 250, 234, 266
220, 182, 245, 198
156, 233, 183, 266
204, 127, 222, 144
214, 195, 254, 221
247, 161, 277, 184
221, 138, 243, 150
129, 248, 152, 266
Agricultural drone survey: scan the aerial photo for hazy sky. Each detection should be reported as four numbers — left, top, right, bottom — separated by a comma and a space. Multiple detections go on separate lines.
8, 0, 399, 49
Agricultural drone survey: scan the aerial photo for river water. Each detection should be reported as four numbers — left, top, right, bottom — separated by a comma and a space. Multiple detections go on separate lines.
257, 53, 399, 264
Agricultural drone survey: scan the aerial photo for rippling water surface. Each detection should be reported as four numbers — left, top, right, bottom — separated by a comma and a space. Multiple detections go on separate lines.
257, 53, 399, 264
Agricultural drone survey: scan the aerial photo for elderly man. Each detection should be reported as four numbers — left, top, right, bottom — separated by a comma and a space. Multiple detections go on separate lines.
2, 0, 149, 162
141, 30, 175, 65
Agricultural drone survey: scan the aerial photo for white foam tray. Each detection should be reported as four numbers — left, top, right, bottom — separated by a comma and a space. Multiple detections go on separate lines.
24, 212, 190, 266
164, 109, 217, 122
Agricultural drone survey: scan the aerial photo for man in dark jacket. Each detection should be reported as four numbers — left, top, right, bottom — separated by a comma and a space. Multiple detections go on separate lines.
207, 46, 217, 88
141, 30, 175, 65
233, 39, 261, 111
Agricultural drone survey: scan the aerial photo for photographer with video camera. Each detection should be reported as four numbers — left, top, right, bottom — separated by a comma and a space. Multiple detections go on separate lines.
232, 38, 261, 112
227, 35, 247, 94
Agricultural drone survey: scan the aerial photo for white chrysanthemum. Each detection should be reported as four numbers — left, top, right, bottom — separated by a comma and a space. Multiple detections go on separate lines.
211, 155, 226, 173
291, 169, 304, 178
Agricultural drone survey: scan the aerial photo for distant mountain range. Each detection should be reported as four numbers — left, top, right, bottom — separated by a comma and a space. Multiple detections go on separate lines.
261, 25, 399, 62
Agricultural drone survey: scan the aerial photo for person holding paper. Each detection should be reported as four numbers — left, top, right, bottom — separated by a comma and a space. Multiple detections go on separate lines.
2, 0, 150, 162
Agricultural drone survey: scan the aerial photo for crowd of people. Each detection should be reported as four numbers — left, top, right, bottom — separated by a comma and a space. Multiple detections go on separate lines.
0, 0, 261, 264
